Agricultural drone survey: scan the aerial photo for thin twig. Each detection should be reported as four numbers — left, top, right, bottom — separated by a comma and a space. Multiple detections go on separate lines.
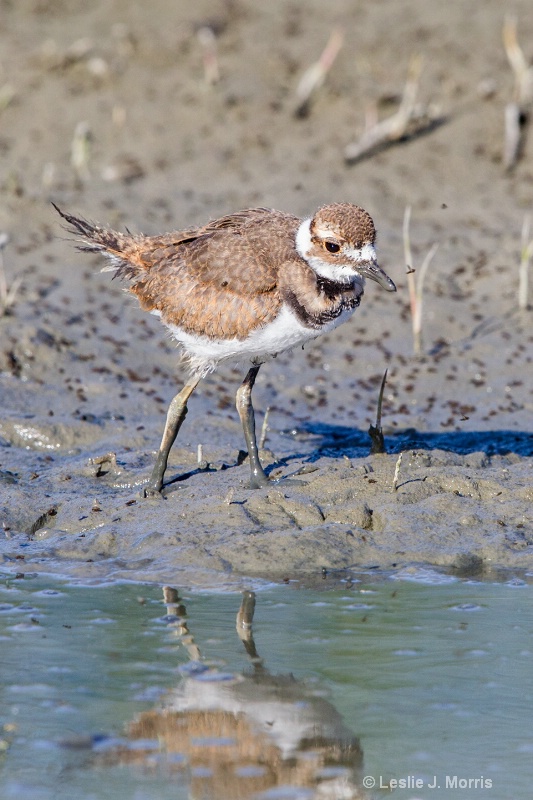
196, 443, 208, 471
503, 16, 533, 105
294, 28, 344, 117
502, 17, 533, 170
368, 369, 388, 454
197, 26, 219, 85
413, 242, 439, 355
0, 83, 15, 113
503, 102, 523, 171
345, 55, 438, 163
223, 487, 235, 506
71, 121, 91, 183
403, 206, 438, 356
392, 452, 403, 492
403, 206, 417, 342
519, 214, 533, 311
0, 234, 22, 317
259, 406, 270, 450
403, 206, 413, 272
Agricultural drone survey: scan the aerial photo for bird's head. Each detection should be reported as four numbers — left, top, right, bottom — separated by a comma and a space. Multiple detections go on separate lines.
296, 203, 396, 292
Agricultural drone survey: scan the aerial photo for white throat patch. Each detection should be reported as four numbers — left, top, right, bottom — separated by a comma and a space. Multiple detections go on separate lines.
295, 218, 313, 260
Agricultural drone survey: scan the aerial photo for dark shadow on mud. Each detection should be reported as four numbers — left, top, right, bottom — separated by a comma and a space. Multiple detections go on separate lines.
291, 423, 533, 459
144, 425, 532, 492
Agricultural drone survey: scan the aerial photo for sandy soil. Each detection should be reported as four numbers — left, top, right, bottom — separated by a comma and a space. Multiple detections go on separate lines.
1, 0, 532, 586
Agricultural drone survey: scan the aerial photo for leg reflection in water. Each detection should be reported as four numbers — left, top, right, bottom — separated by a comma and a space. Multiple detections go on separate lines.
97, 587, 366, 800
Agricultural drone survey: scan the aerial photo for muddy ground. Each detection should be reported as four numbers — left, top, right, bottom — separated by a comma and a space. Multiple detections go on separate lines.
0, 0, 532, 587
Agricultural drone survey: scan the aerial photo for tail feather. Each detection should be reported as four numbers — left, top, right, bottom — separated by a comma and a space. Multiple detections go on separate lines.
53, 202, 146, 281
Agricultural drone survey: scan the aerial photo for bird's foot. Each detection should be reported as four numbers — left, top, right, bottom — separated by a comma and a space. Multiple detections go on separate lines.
141, 489, 165, 499
140, 478, 165, 499
248, 473, 271, 490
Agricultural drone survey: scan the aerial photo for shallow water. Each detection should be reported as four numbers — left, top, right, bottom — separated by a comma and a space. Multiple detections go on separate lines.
0, 570, 531, 800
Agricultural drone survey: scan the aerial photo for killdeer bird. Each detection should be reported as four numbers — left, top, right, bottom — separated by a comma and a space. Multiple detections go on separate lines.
55, 203, 396, 494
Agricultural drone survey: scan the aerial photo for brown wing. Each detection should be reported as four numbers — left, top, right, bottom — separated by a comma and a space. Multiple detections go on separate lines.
134, 268, 281, 340
55, 204, 291, 290
55, 204, 301, 340
131, 210, 301, 339
139, 208, 297, 292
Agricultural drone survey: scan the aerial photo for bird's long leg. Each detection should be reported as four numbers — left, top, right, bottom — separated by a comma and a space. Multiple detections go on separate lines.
236, 365, 270, 489
144, 378, 201, 495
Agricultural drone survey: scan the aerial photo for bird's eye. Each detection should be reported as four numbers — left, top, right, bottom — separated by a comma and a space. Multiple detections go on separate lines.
325, 240, 340, 253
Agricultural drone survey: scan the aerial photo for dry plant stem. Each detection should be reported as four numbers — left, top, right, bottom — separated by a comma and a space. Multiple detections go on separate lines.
197, 26, 219, 85
502, 17, 533, 170
503, 103, 522, 171
259, 407, 270, 450
413, 242, 439, 354
368, 369, 388, 454
0, 83, 15, 112
0, 234, 22, 317
294, 28, 343, 117
344, 54, 424, 163
71, 121, 91, 183
519, 215, 533, 311
223, 487, 235, 506
403, 206, 438, 356
403, 205, 417, 326
503, 16, 533, 105
392, 452, 403, 492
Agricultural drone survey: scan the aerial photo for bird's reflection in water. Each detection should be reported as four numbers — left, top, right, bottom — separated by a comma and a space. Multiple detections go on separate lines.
99, 587, 366, 799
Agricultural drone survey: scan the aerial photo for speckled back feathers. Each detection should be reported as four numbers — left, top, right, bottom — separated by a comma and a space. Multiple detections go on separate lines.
55, 202, 378, 342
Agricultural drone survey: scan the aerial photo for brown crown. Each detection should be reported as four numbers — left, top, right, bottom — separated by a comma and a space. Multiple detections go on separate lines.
311, 203, 376, 247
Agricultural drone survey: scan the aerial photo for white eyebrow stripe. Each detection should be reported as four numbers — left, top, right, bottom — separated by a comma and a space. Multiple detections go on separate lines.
346, 242, 376, 262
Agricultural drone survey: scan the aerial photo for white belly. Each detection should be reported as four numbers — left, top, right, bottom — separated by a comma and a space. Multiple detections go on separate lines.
164, 303, 355, 375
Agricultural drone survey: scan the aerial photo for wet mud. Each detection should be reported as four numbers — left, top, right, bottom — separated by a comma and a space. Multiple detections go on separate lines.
1, 0, 532, 585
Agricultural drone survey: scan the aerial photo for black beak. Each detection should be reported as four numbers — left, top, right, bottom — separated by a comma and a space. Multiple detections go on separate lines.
360, 261, 397, 292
